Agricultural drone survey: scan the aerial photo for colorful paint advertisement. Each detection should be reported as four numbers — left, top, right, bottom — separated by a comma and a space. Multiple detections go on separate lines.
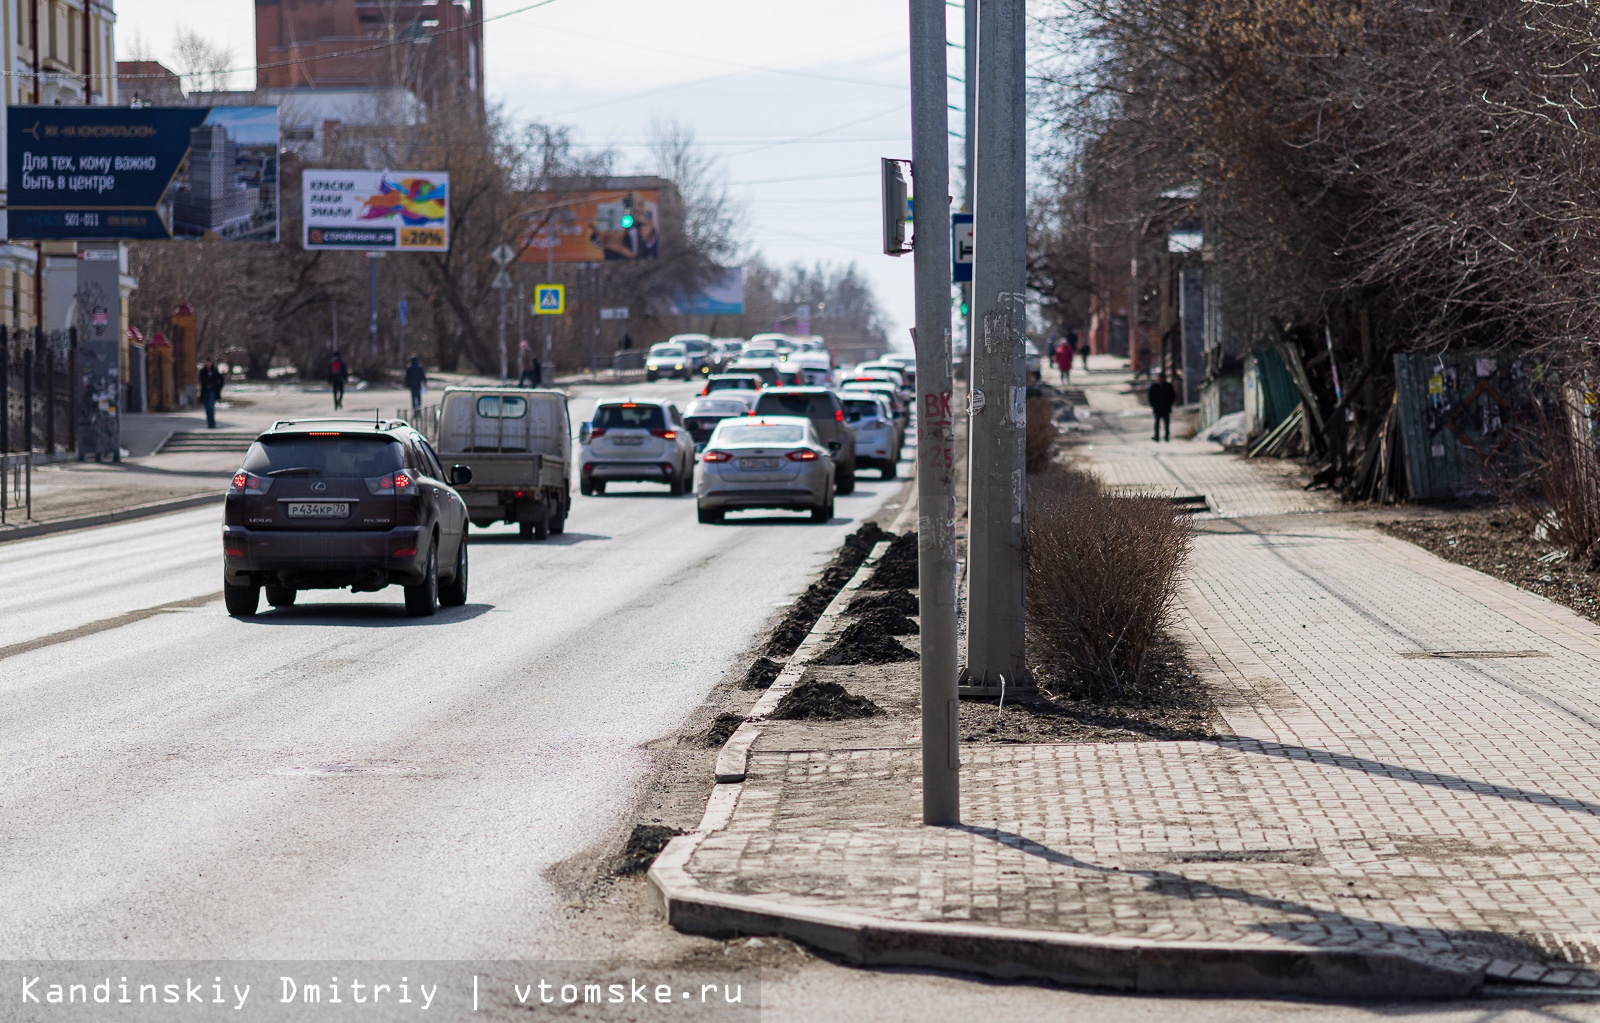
303, 170, 450, 252
517, 189, 661, 262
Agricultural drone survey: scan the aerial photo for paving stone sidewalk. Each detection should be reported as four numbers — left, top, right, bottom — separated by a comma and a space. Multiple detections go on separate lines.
658, 363, 1600, 993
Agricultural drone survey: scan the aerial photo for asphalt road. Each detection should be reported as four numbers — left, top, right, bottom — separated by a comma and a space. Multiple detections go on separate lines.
0, 380, 908, 960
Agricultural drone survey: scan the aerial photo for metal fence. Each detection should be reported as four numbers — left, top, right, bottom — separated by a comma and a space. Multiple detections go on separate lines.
581, 350, 648, 384
394, 403, 442, 444
0, 452, 29, 524
1, 326, 76, 457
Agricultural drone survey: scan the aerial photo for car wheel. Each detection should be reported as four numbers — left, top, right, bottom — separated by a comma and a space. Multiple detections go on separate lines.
224, 580, 260, 617
580, 477, 593, 496
668, 472, 684, 497
882, 460, 897, 480
646, 372, 657, 382
550, 488, 568, 535
682, 460, 694, 493
837, 466, 856, 495
593, 480, 606, 495
265, 584, 297, 608
404, 547, 438, 617
533, 502, 550, 540
811, 499, 833, 523
697, 504, 723, 524
440, 538, 468, 607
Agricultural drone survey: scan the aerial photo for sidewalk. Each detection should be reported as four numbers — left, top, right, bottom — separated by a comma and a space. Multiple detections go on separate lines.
653, 362, 1600, 996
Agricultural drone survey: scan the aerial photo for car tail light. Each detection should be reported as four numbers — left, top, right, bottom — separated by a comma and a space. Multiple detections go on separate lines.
589, 427, 607, 439
223, 546, 243, 557
701, 387, 710, 395
392, 547, 418, 558
229, 471, 272, 495
702, 450, 733, 462
514, 490, 526, 498
835, 409, 845, 422
786, 449, 819, 461
366, 471, 418, 495
650, 429, 677, 440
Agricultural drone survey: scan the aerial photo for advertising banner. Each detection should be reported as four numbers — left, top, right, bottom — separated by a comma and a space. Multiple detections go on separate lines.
669, 266, 744, 316
303, 171, 449, 252
7, 105, 279, 241
517, 190, 660, 262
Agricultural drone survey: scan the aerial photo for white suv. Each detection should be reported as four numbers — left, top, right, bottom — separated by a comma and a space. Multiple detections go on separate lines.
579, 398, 697, 496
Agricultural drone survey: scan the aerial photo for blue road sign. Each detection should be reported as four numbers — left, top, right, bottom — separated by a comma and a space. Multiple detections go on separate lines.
952, 212, 974, 283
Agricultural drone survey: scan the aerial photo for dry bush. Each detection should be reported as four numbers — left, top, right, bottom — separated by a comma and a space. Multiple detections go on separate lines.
1025, 397, 1058, 474
1526, 392, 1600, 567
1026, 469, 1191, 701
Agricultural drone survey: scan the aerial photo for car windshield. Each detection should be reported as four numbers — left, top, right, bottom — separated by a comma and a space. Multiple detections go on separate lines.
842, 400, 882, 423
242, 435, 405, 477
594, 404, 666, 430
714, 424, 805, 445
754, 392, 834, 418
686, 400, 747, 416
649, 347, 686, 358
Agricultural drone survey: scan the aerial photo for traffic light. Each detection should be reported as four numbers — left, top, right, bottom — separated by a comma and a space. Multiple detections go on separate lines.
619, 194, 636, 230
960, 298, 970, 317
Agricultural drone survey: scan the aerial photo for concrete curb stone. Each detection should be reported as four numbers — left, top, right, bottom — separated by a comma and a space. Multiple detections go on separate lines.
0, 492, 218, 544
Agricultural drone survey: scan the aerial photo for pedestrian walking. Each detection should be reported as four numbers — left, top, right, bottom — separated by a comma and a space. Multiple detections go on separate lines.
1148, 372, 1177, 442
404, 355, 427, 410
1054, 338, 1074, 383
328, 351, 349, 410
198, 358, 225, 429
516, 341, 542, 387
1073, 329, 1089, 372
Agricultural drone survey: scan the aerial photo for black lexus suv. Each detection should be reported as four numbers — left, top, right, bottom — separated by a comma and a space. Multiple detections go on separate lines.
222, 418, 472, 618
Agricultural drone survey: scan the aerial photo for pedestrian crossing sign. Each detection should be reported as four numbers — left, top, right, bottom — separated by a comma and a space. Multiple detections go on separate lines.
534, 283, 565, 315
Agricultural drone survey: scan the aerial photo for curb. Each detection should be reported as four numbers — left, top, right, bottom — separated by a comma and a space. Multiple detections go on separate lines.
0, 492, 218, 544
652, 526, 1488, 999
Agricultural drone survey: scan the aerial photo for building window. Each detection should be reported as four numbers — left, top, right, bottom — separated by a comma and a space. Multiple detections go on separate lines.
48, 2, 57, 59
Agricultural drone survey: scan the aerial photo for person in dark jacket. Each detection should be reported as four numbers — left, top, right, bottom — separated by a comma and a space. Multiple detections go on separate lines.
328, 352, 349, 410
198, 359, 225, 429
1148, 373, 1177, 441
404, 355, 427, 410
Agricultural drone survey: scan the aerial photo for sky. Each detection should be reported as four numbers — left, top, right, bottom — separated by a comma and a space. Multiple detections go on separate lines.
114, 0, 971, 347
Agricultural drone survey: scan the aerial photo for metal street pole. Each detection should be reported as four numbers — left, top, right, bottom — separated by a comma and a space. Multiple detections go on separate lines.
497, 279, 509, 380
963, 0, 1029, 691
367, 252, 380, 359
962, 0, 977, 354
910, 0, 959, 825
543, 235, 554, 373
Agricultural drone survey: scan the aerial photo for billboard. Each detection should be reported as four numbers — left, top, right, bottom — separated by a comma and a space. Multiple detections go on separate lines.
670, 266, 745, 316
7, 105, 279, 241
517, 190, 660, 262
303, 171, 450, 252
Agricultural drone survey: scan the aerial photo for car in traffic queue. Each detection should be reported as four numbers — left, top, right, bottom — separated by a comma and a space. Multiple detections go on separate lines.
840, 380, 910, 426
222, 417, 471, 619
789, 350, 835, 387
578, 398, 697, 496
645, 342, 695, 381
696, 415, 836, 524
434, 386, 571, 540
841, 393, 902, 479
709, 338, 746, 372
701, 372, 767, 395
841, 372, 912, 412
726, 357, 782, 387
668, 334, 715, 375
750, 386, 857, 493
683, 394, 758, 450
857, 359, 913, 391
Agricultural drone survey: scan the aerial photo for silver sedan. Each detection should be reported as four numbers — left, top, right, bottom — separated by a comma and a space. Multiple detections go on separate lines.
696, 415, 835, 524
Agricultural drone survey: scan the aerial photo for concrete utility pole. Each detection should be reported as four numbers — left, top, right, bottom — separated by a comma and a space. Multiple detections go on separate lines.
963, 0, 1029, 691
962, 0, 977, 349
367, 253, 380, 358
909, 0, 960, 825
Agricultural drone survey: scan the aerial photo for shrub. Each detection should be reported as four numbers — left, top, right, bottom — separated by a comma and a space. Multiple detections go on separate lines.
1025, 397, 1058, 474
1525, 390, 1600, 567
1025, 468, 1191, 700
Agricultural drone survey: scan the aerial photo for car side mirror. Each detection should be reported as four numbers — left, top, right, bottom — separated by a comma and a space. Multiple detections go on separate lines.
579, 422, 593, 443
450, 465, 473, 486
827, 441, 842, 454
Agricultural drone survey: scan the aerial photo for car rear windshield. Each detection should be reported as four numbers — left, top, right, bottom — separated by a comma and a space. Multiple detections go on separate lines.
242, 435, 405, 477
708, 377, 759, 391
594, 404, 666, 430
714, 424, 805, 445
842, 399, 882, 422
754, 393, 834, 418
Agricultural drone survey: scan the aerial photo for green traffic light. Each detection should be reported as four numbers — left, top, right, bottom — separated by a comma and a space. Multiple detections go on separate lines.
619, 213, 636, 229
959, 302, 970, 316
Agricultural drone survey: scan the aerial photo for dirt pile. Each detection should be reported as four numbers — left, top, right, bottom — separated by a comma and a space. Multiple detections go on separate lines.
741, 657, 784, 690
851, 606, 918, 635
703, 713, 743, 748
847, 589, 919, 617
865, 531, 919, 589
615, 824, 685, 875
770, 680, 884, 721
814, 619, 916, 665
764, 522, 897, 657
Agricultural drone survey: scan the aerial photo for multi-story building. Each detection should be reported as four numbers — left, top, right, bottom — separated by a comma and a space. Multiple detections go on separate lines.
0, 0, 129, 347
254, 0, 483, 109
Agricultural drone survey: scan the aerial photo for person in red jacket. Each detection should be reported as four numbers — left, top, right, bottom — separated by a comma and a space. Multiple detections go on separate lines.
1054, 338, 1074, 383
